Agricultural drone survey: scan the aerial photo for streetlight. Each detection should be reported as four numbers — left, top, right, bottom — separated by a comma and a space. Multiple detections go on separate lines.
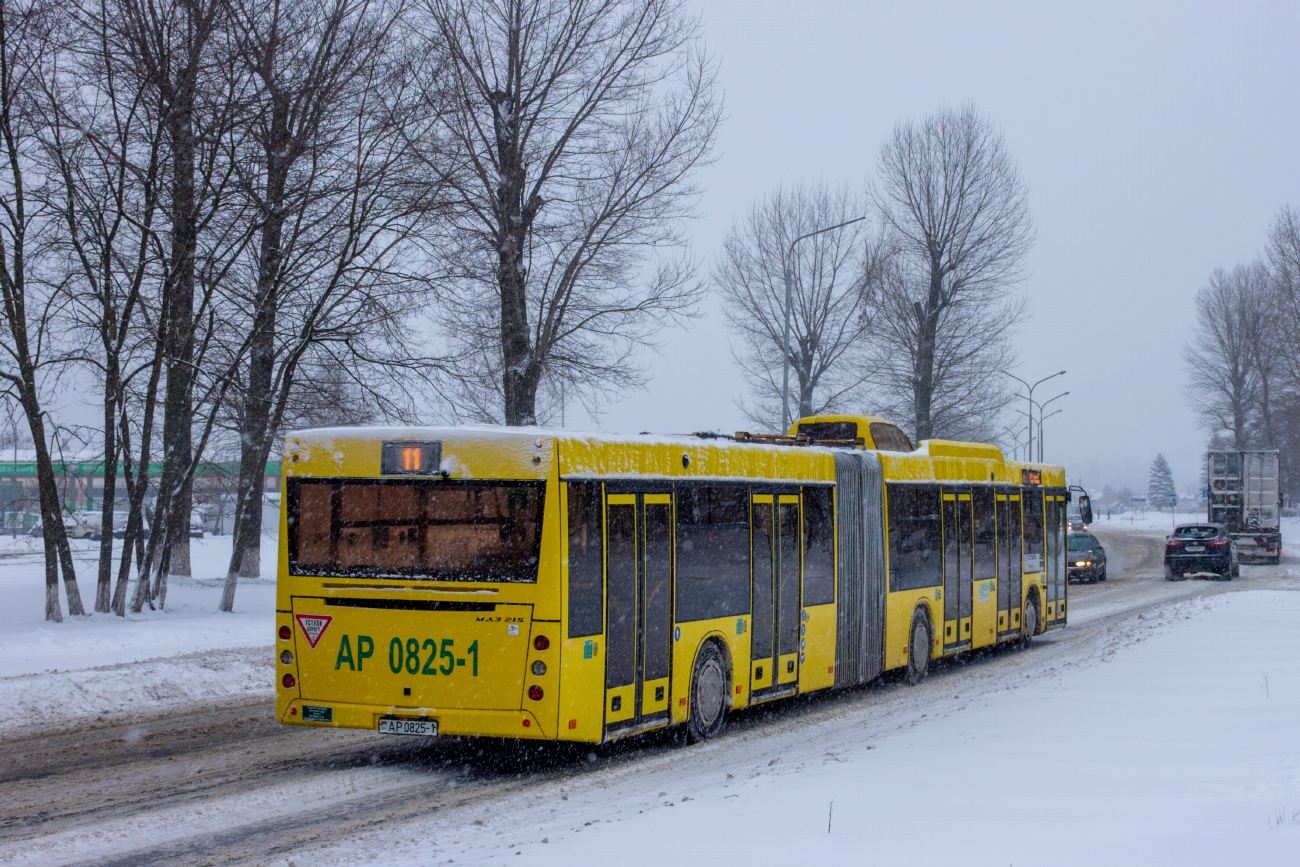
1035, 391, 1069, 462
1003, 370, 1066, 460
782, 215, 868, 430
1037, 408, 1064, 462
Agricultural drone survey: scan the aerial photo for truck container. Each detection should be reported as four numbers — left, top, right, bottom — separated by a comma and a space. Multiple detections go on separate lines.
1206, 449, 1281, 564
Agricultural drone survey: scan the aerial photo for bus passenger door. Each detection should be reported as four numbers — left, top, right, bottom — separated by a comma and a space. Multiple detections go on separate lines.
750, 493, 801, 697
971, 488, 997, 648
750, 495, 775, 695
776, 495, 801, 687
996, 492, 1024, 638
942, 491, 973, 652
603, 492, 674, 733
1045, 493, 1066, 628
640, 495, 673, 719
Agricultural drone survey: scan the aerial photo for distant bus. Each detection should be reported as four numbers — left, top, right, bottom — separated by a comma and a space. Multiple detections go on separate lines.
276, 415, 1071, 743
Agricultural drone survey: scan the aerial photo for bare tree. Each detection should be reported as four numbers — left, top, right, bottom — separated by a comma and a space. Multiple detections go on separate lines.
1264, 205, 1300, 501
0, 0, 86, 620
715, 183, 872, 429
216, 0, 441, 609
33, 0, 169, 613
868, 103, 1033, 442
418, 0, 719, 425
1184, 263, 1268, 450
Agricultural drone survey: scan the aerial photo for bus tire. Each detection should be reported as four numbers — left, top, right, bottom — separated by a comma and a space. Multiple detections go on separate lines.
1021, 593, 1040, 648
905, 609, 931, 685
686, 641, 728, 743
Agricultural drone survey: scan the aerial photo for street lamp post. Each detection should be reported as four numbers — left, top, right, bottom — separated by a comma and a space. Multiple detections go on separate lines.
1003, 370, 1066, 461
1034, 391, 1069, 462
781, 215, 868, 431
1037, 408, 1063, 462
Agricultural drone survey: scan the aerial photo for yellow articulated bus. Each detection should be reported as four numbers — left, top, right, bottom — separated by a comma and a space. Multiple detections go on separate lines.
275, 414, 1082, 743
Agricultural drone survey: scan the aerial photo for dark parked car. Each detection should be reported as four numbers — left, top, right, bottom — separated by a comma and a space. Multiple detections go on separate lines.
1165, 523, 1238, 580
1067, 532, 1107, 582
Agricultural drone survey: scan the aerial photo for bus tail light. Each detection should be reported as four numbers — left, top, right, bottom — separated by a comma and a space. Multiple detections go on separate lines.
534, 635, 550, 651
531, 660, 547, 676
282, 673, 296, 689
281, 650, 293, 665
279, 625, 291, 640
528, 685, 543, 701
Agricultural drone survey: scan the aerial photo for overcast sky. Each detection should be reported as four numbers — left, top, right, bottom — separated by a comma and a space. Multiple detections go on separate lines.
562, 0, 1300, 494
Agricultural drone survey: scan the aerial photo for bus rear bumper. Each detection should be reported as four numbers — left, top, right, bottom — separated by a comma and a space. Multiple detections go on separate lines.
278, 699, 556, 740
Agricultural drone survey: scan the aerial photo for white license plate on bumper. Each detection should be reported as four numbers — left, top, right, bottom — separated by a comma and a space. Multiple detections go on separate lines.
1185, 545, 1205, 553
378, 717, 438, 736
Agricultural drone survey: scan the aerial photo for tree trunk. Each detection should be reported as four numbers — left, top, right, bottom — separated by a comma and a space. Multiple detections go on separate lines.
490, 86, 542, 426
912, 265, 944, 442
23, 392, 84, 617
223, 71, 290, 609
119, 347, 162, 615
155, 77, 199, 598
94, 371, 117, 613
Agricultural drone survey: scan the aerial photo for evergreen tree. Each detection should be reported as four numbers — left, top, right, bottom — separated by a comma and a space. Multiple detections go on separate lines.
1148, 454, 1177, 510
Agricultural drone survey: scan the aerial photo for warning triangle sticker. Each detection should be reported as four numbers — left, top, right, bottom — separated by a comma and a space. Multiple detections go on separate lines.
295, 614, 333, 649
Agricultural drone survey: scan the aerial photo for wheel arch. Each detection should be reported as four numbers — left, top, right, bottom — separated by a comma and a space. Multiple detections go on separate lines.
1024, 583, 1043, 634
911, 598, 937, 658
691, 631, 735, 708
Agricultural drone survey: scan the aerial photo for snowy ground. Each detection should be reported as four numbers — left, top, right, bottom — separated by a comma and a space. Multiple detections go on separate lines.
305, 586, 1300, 867
2, 526, 1299, 866
1090, 509, 1300, 538
0, 532, 276, 734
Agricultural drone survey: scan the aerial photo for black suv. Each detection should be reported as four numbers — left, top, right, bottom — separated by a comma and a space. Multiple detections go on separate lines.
1165, 523, 1238, 580
1067, 532, 1107, 582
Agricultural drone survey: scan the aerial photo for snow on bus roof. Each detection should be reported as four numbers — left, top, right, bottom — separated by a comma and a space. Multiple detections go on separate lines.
284, 424, 1065, 470
285, 424, 843, 454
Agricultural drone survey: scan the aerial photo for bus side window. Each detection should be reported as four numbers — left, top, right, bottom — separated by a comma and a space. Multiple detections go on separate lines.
802, 486, 835, 605
887, 483, 942, 591
1023, 489, 1044, 569
567, 482, 604, 638
675, 484, 750, 622
972, 487, 996, 579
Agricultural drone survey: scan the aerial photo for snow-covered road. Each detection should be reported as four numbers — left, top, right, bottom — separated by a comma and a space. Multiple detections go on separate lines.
3, 527, 1296, 866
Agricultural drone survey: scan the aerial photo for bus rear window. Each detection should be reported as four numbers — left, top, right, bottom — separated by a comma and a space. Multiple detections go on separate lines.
289, 479, 545, 582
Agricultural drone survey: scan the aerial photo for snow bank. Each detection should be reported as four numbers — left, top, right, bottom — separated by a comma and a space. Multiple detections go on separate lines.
0, 533, 276, 732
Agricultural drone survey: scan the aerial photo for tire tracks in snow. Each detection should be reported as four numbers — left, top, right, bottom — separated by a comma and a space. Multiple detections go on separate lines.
1, 530, 1295, 866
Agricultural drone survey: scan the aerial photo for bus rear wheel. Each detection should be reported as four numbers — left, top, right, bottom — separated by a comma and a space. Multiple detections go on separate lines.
687, 641, 728, 743
1021, 595, 1039, 648
905, 611, 931, 685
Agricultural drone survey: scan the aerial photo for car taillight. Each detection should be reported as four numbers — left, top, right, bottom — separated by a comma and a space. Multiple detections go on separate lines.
279, 625, 291, 640
528, 685, 543, 701
282, 673, 296, 688
1209, 538, 1228, 547
1167, 539, 1182, 548
533, 635, 550, 651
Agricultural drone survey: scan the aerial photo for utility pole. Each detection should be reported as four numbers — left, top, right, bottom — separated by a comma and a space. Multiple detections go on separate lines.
782, 215, 868, 431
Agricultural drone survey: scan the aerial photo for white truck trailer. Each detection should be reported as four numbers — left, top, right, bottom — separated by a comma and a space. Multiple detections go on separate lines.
1207, 449, 1282, 564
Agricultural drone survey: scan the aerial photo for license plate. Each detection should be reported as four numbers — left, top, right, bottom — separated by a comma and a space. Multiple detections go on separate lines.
1186, 545, 1205, 553
378, 717, 438, 736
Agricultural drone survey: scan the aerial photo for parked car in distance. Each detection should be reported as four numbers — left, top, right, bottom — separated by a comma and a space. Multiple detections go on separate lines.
111, 511, 150, 540
190, 513, 205, 539
29, 514, 97, 540
1165, 523, 1238, 581
1067, 532, 1107, 582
